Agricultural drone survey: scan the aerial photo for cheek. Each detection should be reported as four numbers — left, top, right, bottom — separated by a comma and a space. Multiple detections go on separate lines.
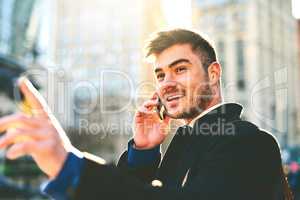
184, 83, 205, 104
178, 74, 194, 85
156, 84, 164, 96
184, 80, 199, 96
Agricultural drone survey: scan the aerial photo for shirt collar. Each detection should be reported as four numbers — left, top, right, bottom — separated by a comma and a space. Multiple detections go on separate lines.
187, 102, 227, 128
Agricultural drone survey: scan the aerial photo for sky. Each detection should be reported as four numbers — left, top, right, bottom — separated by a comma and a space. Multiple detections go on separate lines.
292, 0, 300, 19
162, 0, 192, 28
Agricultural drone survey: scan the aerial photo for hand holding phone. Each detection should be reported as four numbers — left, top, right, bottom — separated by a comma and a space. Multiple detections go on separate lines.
133, 93, 170, 150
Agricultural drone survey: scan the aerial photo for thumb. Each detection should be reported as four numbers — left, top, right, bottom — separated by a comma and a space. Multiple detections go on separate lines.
17, 77, 47, 116
162, 115, 171, 125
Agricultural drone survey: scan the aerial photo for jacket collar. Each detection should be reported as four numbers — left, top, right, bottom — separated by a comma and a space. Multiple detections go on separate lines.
189, 103, 242, 125
188, 102, 227, 127
190, 103, 243, 136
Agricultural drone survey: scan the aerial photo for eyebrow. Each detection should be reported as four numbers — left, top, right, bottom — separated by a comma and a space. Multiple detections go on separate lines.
154, 59, 191, 74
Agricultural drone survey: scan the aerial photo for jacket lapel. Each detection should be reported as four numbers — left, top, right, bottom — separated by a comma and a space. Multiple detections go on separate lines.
157, 126, 192, 187
156, 103, 243, 188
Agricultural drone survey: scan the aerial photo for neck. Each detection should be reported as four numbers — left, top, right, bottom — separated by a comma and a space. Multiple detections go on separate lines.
184, 95, 222, 125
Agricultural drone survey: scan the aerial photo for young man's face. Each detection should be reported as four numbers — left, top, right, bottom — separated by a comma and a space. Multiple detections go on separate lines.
154, 44, 213, 119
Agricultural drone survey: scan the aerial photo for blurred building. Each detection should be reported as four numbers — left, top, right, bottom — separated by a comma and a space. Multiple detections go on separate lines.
0, 0, 39, 116
297, 18, 300, 148
0, 0, 166, 162
0, 1, 49, 195
42, 0, 166, 161
192, 0, 300, 147
298, 20, 300, 69
193, 0, 300, 146
139, 0, 166, 94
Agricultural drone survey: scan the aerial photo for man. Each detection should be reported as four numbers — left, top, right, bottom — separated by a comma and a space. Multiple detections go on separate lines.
0, 29, 292, 200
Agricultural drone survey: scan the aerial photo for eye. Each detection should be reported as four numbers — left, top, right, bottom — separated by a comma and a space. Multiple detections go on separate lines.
175, 66, 187, 73
156, 73, 165, 81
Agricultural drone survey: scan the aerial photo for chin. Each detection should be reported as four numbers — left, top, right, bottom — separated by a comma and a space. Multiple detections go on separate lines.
166, 109, 186, 119
167, 106, 200, 119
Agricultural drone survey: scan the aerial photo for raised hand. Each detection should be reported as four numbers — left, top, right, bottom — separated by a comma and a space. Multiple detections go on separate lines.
0, 77, 74, 179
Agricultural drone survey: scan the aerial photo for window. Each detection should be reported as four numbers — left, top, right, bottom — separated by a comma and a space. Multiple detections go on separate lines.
0, 0, 14, 54
215, 15, 226, 31
217, 40, 226, 83
233, 11, 246, 32
236, 40, 245, 89
195, 0, 227, 7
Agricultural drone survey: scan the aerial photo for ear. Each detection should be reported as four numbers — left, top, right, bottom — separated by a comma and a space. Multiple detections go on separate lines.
207, 62, 221, 85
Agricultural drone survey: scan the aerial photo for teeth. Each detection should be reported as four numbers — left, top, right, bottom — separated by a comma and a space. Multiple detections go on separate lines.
167, 94, 183, 101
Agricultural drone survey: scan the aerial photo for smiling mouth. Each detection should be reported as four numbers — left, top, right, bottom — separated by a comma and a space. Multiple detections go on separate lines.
166, 94, 184, 102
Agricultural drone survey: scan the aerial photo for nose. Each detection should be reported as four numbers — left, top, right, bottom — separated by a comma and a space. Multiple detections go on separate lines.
158, 81, 177, 97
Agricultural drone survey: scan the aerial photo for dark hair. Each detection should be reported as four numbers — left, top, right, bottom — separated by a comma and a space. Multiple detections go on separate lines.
145, 29, 217, 72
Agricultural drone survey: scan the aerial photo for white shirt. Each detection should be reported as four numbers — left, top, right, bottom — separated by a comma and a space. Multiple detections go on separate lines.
188, 102, 228, 127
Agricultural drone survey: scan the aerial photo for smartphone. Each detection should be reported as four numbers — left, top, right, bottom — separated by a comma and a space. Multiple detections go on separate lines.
157, 97, 166, 120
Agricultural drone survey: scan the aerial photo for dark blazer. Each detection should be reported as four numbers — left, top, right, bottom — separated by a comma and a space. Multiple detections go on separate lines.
72, 103, 289, 200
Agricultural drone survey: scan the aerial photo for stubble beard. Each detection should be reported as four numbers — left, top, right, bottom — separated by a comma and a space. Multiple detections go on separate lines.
166, 83, 213, 120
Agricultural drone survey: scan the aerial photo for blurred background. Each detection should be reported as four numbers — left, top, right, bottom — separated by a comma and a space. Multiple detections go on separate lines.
0, 0, 300, 199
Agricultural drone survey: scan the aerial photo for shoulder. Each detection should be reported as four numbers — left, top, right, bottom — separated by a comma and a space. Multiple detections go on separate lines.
202, 120, 280, 154
234, 120, 280, 145
230, 120, 282, 162
231, 120, 278, 143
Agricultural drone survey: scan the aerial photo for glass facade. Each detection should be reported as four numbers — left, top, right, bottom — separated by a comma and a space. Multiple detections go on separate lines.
0, 0, 38, 59
236, 40, 245, 89
195, 0, 246, 7
217, 40, 226, 84
195, 0, 227, 7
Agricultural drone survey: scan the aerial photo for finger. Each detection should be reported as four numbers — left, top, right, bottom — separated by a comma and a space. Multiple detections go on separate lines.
135, 108, 157, 120
150, 92, 159, 100
0, 114, 39, 133
6, 141, 38, 160
142, 99, 159, 110
136, 108, 156, 116
163, 113, 171, 124
0, 128, 43, 149
18, 77, 48, 116
162, 115, 171, 124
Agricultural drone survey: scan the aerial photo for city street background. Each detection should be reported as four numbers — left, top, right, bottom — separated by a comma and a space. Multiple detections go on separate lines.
0, 0, 300, 199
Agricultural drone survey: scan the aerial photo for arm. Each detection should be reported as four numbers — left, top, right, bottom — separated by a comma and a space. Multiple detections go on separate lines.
43, 140, 161, 199
42, 152, 85, 199
116, 93, 170, 183
117, 139, 161, 183
0, 80, 176, 199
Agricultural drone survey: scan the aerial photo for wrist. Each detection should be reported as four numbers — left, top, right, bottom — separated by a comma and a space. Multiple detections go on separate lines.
48, 148, 68, 179
128, 139, 161, 167
133, 141, 160, 150
133, 143, 148, 150
42, 152, 85, 199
